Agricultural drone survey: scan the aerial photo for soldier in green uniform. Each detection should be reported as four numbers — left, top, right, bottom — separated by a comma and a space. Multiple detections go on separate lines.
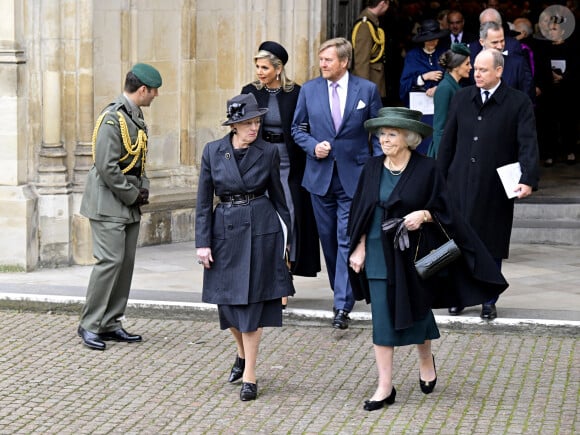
77, 63, 162, 350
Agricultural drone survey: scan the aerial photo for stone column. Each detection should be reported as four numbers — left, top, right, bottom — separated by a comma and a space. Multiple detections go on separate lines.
71, 0, 96, 265
0, 0, 38, 271
36, 0, 72, 267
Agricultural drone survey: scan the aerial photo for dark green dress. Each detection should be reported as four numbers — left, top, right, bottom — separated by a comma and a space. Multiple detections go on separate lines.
365, 167, 440, 346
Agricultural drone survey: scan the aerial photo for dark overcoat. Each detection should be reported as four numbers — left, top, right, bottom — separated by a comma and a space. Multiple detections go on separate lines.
437, 82, 539, 259
195, 134, 295, 305
348, 153, 508, 330
241, 83, 321, 277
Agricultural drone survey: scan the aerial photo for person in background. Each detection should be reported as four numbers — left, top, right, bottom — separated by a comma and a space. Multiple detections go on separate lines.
437, 9, 450, 31
438, 49, 539, 320
439, 10, 478, 50
470, 21, 535, 101
351, 0, 391, 104
348, 107, 507, 411
534, 17, 579, 166
241, 41, 321, 309
292, 37, 382, 330
472, 8, 523, 58
399, 18, 448, 154
428, 43, 472, 158
77, 63, 162, 351
195, 93, 294, 401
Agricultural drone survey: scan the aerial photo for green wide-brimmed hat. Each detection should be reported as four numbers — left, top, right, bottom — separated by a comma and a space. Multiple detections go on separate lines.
131, 63, 163, 88
364, 107, 433, 139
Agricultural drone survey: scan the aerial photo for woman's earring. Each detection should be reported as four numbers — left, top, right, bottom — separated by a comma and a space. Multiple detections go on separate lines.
277, 73, 280, 81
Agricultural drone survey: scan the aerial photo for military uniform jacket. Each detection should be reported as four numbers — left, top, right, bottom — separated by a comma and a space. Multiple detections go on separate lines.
352, 8, 387, 98
195, 134, 295, 305
81, 95, 149, 223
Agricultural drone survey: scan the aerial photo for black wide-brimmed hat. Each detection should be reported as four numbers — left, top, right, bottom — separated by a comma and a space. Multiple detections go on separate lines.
412, 19, 450, 43
364, 107, 433, 139
222, 93, 268, 126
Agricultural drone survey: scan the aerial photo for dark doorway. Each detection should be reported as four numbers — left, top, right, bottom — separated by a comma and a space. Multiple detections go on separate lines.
327, 0, 365, 40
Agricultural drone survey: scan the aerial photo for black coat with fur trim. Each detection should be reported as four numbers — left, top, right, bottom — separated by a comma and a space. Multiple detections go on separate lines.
347, 152, 508, 330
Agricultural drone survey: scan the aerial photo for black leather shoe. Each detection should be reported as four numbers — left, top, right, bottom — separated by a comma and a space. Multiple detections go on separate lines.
332, 310, 350, 330
240, 382, 258, 401
448, 306, 464, 315
420, 355, 437, 394
363, 387, 396, 411
99, 328, 142, 342
480, 303, 497, 320
228, 356, 245, 383
77, 326, 106, 351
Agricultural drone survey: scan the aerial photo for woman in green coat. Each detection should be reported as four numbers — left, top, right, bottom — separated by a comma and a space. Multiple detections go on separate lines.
427, 43, 471, 158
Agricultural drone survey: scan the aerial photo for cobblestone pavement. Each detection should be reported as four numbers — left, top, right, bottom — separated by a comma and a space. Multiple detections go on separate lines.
0, 310, 577, 434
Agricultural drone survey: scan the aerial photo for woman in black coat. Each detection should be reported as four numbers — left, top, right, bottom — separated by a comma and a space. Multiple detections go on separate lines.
195, 93, 294, 401
347, 107, 508, 411
241, 41, 320, 307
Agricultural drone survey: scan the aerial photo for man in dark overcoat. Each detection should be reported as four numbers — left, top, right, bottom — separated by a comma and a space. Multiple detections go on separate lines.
437, 48, 539, 320
78, 63, 162, 350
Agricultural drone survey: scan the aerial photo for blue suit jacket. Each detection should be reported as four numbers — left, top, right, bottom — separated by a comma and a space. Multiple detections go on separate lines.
291, 74, 382, 198
469, 42, 534, 100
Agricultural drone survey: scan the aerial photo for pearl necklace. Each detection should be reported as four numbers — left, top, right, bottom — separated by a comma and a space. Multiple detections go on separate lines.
386, 157, 409, 176
265, 85, 281, 95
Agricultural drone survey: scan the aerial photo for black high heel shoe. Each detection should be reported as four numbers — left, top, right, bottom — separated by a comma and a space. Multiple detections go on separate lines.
363, 386, 396, 411
228, 355, 245, 383
419, 354, 437, 394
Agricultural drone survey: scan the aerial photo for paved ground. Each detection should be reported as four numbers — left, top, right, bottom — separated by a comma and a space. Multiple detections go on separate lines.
1, 242, 579, 323
0, 310, 577, 434
0, 240, 578, 433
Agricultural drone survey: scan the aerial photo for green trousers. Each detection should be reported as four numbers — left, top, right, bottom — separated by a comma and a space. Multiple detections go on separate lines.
80, 220, 140, 333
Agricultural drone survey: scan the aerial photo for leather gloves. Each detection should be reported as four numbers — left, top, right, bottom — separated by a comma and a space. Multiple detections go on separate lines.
381, 218, 410, 251
132, 188, 150, 206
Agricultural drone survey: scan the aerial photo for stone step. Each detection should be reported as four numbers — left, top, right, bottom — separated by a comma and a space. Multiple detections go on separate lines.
512, 203, 580, 245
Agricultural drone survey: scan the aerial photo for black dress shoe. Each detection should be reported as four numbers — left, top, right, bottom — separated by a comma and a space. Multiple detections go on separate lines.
363, 387, 396, 411
77, 326, 106, 351
332, 310, 350, 330
240, 382, 258, 401
480, 303, 497, 320
228, 355, 245, 383
448, 306, 464, 315
420, 355, 437, 394
99, 328, 142, 342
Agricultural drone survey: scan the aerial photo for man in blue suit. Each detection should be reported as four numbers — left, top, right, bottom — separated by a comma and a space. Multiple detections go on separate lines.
469, 21, 535, 101
292, 37, 382, 329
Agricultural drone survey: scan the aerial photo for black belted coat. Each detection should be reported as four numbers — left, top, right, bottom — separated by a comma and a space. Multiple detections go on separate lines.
347, 152, 508, 330
241, 83, 321, 277
195, 133, 295, 305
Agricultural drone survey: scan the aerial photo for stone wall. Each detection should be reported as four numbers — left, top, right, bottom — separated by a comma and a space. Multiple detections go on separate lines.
0, 0, 325, 270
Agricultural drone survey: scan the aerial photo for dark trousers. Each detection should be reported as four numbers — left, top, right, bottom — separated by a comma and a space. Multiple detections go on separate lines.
310, 168, 355, 312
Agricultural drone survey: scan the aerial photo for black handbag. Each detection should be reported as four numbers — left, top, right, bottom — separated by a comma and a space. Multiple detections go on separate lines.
414, 215, 461, 279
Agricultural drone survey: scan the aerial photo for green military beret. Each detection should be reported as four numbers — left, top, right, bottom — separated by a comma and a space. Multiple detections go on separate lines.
131, 63, 162, 88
